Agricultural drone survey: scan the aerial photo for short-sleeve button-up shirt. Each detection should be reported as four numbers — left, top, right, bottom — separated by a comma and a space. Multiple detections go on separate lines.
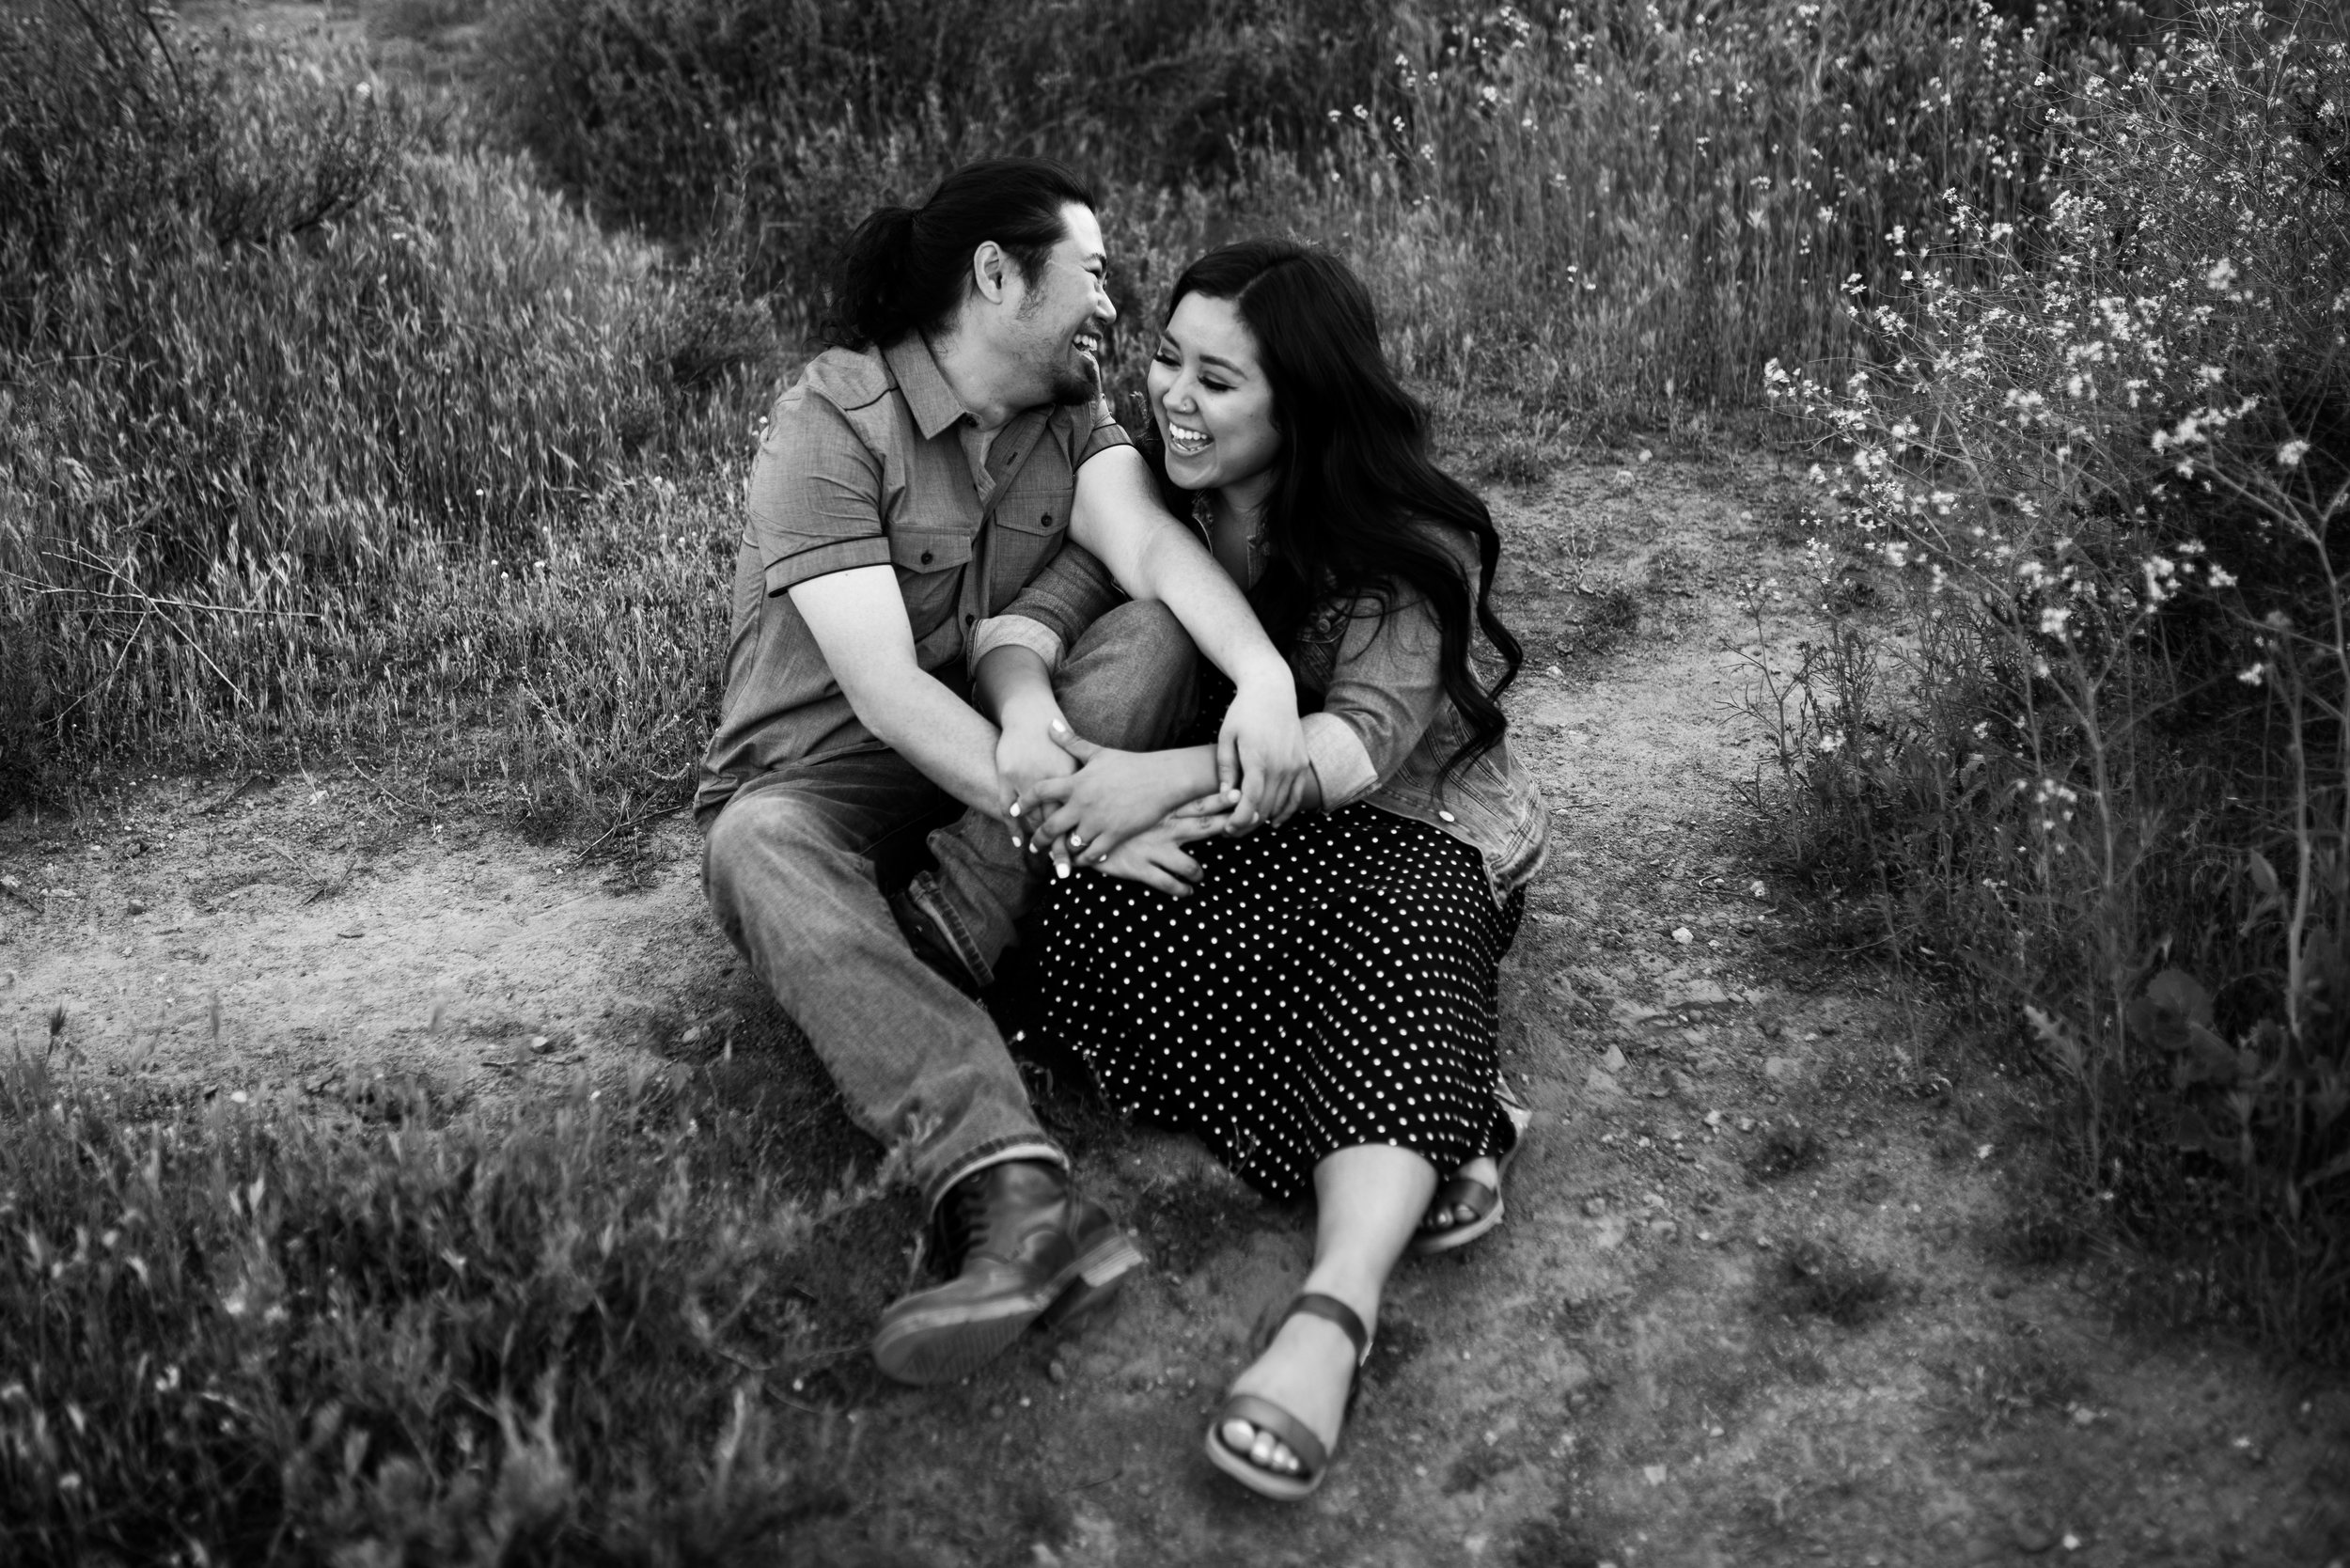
696, 335, 1130, 821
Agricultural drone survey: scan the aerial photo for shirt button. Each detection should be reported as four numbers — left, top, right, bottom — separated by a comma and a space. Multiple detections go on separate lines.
919, 550, 934, 565
964, 613, 976, 627
1041, 512, 1055, 528
1437, 809, 1457, 823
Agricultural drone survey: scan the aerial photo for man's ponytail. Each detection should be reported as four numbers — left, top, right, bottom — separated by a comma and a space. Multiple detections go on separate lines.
817, 159, 1097, 351
823, 204, 919, 350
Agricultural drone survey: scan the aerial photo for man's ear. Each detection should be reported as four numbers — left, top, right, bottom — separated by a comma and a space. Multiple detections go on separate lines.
969, 240, 1010, 306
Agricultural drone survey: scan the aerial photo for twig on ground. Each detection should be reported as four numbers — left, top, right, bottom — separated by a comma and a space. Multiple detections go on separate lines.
197, 776, 277, 815
572, 804, 683, 865
344, 759, 427, 815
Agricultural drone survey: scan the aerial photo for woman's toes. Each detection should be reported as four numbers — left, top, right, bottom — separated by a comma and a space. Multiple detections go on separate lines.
1221, 1419, 1298, 1474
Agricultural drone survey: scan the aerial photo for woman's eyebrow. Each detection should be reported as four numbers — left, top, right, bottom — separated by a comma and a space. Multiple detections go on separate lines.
1156, 329, 1250, 378
1157, 331, 1250, 379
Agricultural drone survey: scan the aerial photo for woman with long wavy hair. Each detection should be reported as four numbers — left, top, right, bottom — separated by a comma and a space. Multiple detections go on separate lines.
1007, 239, 1550, 1499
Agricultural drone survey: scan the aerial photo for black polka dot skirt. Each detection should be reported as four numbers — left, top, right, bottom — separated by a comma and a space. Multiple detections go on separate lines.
1033, 801, 1527, 1200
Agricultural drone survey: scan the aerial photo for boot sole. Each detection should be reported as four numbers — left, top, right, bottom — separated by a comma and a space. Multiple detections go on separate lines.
873, 1226, 1144, 1386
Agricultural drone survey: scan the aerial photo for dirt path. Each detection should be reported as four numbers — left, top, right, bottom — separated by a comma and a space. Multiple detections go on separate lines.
4, 456, 2343, 1566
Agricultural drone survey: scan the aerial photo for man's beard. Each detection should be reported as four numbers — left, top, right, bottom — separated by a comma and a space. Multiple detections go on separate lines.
1047, 347, 1101, 407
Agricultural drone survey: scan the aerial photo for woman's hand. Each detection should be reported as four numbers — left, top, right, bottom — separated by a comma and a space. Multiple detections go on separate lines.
1025, 723, 1217, 875
1089, 794, 1239, 896
1218, 670, 1309, 831
994, 712, 1077, 852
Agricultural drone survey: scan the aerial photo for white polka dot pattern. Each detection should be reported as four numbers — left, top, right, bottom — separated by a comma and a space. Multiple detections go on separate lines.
1036, 800, 1526, 1200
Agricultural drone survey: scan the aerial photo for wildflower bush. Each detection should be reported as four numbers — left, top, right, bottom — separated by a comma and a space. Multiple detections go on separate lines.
0, 1049, 903, 1563
0, 0, 769, 821
1752, 2, 2349, 1355
1312, 0, 2113, 416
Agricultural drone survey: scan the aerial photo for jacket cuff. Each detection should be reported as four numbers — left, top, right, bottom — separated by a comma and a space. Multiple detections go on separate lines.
969, 614, 1064, 671
1303, 712, 1380, 808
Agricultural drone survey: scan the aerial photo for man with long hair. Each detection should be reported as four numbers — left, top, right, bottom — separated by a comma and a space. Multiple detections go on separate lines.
696, 158, 1307, 1385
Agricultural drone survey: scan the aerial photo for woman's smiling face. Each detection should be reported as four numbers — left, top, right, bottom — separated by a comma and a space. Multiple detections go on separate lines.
1147, 292, 1283, 502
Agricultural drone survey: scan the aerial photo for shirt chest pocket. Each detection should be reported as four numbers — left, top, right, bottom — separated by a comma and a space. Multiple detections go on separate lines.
888, 525, 975, 637
981, 497, 1068, 610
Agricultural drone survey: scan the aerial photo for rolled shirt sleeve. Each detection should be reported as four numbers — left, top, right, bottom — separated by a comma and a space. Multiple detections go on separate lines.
1302, 711, 1380, 803
747, 393, 891, 598
979, 541, 1123, 671
1306, 578, 1453, 809
968, 613, 1065, 670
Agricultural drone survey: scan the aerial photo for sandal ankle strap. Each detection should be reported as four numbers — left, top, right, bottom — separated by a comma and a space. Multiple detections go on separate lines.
1286, 1292, 1372, 1368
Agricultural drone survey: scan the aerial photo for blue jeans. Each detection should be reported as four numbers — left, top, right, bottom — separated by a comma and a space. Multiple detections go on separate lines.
701, 602, 1197, 1212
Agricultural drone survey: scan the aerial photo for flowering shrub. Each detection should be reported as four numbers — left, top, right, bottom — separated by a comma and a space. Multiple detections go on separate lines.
1757, 2, 2349, 1352
1321, 0, 2109, 412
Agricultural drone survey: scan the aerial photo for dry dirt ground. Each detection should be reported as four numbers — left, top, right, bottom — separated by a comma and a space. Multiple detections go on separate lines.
6, 455, 2347, 1566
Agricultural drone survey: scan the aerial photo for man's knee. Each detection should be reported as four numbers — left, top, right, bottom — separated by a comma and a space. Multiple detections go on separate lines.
1075, 599, 1190, 667
703, 789, 843, 918
1058, 600, 1198, 749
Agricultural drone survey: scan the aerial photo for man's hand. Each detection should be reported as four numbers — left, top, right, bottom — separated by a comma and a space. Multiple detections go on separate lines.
1219, 671, 1310, 832
1089, 795, 1239, 897
994, 713, 1078, 851
1025, 724, 1219, 874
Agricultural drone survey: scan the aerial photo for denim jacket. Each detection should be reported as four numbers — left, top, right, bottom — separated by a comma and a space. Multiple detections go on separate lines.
1279, 528, 1550, 903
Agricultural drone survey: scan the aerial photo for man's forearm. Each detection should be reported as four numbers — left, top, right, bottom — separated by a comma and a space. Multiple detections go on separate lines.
853, 668, 1004, 814
973, 645, 1063, 730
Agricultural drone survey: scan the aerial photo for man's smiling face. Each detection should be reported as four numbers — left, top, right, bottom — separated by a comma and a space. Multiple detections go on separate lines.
1006, 202, 1116, 407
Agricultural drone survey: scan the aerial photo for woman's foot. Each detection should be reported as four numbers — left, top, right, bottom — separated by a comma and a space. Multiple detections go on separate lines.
1420, 1156, 1501, 1235
1217, 1305, 1362, 1480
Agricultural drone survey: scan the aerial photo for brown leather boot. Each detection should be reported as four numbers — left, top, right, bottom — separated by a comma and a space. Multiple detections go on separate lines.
871, 1159, 1142, 1386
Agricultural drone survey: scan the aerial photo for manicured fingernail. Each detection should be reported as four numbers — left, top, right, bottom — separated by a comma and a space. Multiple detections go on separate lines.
1055, 861, 1071, 879
1008, 801, 1022, 816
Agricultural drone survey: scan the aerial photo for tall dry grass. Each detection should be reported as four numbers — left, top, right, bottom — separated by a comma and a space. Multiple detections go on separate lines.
0, 0, 772, 824
488, 0, 2138, 417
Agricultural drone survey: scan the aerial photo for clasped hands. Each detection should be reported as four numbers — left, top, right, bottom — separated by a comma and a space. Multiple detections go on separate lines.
995, 678, 1308, 898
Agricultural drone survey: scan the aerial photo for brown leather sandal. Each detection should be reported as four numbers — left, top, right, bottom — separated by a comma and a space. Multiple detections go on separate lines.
1203, 1292, 1371, 1501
